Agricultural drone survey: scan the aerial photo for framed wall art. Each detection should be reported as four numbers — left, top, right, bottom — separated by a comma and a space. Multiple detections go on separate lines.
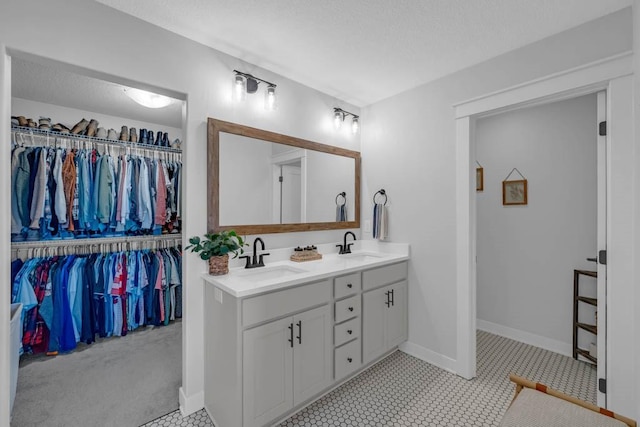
502, 180, 527, 205
476, 161, 484, 192
502, 168, 528, 206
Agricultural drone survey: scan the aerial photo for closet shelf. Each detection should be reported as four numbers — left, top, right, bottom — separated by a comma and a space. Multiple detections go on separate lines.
573, 269, 598, 365
576, 322, 597, 335
11, 233, 181, 249
11, 125, 182, 154
577, 296, 597, 306
575, 269, 597, 278
576, 348, 597, 364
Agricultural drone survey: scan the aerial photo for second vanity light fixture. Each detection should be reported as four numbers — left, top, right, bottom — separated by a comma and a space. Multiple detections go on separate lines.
233, 70, 277, 110
333, 107, 359, 134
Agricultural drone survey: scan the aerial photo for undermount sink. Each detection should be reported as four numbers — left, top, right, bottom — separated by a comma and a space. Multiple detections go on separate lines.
233, 264, 308, 281
341, 252, 386, 263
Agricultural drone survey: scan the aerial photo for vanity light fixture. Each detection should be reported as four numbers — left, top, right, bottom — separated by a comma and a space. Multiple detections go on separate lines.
333, 107, 360, 134
233, 70, 277, 110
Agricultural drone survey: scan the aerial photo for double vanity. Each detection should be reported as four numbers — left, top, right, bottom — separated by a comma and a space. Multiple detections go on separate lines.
202, 240, 410, 427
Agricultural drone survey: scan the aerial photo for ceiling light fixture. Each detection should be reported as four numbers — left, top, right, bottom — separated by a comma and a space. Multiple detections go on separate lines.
124, 87, 173, 109
233, 70, 277, 110
333, 107, 360, 134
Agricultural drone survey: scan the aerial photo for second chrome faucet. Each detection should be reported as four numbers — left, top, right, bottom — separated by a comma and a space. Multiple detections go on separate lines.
241, 237, 270, 268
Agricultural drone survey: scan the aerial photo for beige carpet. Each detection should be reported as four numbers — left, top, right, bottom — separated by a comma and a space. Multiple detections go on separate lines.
11, 321, 181, 427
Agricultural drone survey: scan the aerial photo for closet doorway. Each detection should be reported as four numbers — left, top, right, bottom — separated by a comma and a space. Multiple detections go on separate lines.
474, 92, 606, 405
7, 53, 186, 426
454, 56, 634, 412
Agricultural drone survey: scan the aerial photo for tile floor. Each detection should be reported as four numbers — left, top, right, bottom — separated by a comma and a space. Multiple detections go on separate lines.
142, 331, 596, 427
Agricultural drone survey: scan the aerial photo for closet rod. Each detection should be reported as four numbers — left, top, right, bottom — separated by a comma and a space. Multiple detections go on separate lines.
11, 126, 182, 154
11, 234, 182, 249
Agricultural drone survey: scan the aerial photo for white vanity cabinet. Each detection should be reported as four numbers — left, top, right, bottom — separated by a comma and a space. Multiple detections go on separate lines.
362, 263, 408, 364
243, 305, 331, 427
204, 258, 408, 427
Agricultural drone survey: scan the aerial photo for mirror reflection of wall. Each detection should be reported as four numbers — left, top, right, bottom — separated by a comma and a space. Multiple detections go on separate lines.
218, 133, 355, 226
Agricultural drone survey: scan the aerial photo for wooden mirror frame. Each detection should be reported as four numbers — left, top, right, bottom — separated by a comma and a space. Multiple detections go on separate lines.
207, 118, 361, 235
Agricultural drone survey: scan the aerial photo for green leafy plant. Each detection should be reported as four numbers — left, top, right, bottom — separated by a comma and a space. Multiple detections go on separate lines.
186, 230, 247, 260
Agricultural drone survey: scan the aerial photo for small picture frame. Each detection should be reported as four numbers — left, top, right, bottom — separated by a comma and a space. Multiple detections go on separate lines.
476, 167, 484, 192
502, 179, 527, 205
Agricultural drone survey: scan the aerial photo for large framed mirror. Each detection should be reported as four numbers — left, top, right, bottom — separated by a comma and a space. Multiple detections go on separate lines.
207, 118, 361, 235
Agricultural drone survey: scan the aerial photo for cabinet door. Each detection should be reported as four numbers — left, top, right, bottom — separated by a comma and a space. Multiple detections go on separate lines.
293, 305, 332, 406
243, 317, 293, 427
386, 281, 408, 349
362, 286, 387, 364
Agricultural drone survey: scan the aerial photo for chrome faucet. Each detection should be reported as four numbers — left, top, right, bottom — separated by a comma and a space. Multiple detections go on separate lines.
240, 237, 270, 268
337, 231, 356, 255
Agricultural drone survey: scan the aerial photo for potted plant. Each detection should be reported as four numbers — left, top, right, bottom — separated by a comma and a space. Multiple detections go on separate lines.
186, 230, 247, 275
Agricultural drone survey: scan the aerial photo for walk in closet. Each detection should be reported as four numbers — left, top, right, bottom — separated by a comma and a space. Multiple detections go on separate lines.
8, 56, 185, 426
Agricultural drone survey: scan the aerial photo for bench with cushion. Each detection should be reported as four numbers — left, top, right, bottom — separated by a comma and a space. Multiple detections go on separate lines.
499, 374, 636, 427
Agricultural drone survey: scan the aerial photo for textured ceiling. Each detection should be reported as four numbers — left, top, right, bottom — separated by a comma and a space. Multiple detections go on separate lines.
94, 0, 630, 107
12, 58, 183, 128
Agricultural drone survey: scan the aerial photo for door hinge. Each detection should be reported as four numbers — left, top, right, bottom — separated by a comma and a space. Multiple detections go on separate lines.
598, 250, 607, 265
279, 175, 283, 183
599, 121, 607, 136
599, 378, 607, 394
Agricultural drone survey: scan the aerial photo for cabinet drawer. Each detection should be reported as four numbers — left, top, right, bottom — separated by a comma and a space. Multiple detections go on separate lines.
362, 262, 407, 291
242, 280, 331, 327
334, 273, 361, 300
334, 317, 360, 347
334, 339, 361, 380
334, 295, 360, 323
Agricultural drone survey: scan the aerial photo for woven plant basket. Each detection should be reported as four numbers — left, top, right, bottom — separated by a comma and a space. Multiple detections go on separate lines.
208, 254, 229, 275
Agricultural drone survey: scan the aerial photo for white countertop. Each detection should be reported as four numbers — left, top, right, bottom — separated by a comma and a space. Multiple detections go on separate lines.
202, 240, 410, 298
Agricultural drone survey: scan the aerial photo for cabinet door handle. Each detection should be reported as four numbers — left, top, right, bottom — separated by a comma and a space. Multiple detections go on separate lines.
347, 329, 353, 335
347, 283, 352, 288
296, 320, 302, 344
348, 306, 354, 312
347, 357, 353, 363
288, 323, 293, 348
390, 289, 395, 307
385, 291, 391, 307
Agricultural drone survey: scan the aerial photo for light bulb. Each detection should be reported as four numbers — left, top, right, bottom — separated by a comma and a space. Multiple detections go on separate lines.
351, 117, 359, 134
265, 85, 276, 110
233, 75, 246, 101
124, 88, 173, 109
334, 110, 343, 129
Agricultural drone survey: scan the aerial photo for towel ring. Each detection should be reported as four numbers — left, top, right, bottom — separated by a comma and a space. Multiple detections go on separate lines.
373, 189, 387, 205
335, 192, 347, 206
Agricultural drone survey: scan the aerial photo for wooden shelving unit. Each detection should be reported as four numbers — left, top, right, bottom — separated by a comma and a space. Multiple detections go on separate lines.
573, 269, 597, 365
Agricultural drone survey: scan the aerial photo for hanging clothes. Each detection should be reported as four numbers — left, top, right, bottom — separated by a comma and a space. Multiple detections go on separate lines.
11, 247, 182, 356
10, 143, 182, 242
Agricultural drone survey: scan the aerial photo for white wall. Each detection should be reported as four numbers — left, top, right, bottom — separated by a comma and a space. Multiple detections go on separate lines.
0, 0, 360, 423
363, 8, 631, 364
361, 7, 633, 412
633, 1, 640, 422
475, 94, 597, 356
12, 98, 183, 140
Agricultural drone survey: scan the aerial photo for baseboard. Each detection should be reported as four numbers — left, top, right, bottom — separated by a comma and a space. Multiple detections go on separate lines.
477, 319, 572, 357
179, 387, 204, 417
399, 341, 457, 374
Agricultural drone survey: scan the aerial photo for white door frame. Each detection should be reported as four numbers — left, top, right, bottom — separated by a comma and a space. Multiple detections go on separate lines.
453, 52, 632, 383
0, 44, 12, 427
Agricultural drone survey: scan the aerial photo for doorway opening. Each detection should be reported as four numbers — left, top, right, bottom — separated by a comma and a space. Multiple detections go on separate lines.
6, 52, 187, 425
474, 92, 604, 405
